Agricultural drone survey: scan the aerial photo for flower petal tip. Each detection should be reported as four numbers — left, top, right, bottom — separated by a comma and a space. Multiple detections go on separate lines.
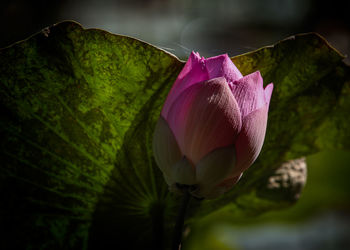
190, 51, 201, 61
264, 83, 274, 105
249, 71, 263, 85
230, 70, 265, 118
205, 54, 243, 82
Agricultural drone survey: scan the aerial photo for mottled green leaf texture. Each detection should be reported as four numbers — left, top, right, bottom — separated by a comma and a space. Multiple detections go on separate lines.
0, 21, 349, 249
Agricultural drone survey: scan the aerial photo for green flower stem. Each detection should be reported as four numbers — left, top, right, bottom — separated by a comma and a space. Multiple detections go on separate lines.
172, 188, 191, 250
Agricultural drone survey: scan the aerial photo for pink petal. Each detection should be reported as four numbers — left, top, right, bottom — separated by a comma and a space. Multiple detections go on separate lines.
234, 105, 268, 175
152, 116, 183, 185
231, 71, 266, 119
205, 54, 243, 82
170, 156, 196, 185
166, 77, 242, 165
161, 51, 209, 117
264, 83, 274, 105
196, 145, 236, 187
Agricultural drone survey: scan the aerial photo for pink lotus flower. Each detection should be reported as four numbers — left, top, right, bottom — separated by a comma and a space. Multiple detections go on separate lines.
153, 52, 273, 199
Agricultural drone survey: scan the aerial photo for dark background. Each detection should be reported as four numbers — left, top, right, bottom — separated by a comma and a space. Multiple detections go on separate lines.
1, 0, 350, 63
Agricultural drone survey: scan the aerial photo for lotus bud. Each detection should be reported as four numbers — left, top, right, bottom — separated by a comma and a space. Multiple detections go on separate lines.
153, 52, 273, 199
